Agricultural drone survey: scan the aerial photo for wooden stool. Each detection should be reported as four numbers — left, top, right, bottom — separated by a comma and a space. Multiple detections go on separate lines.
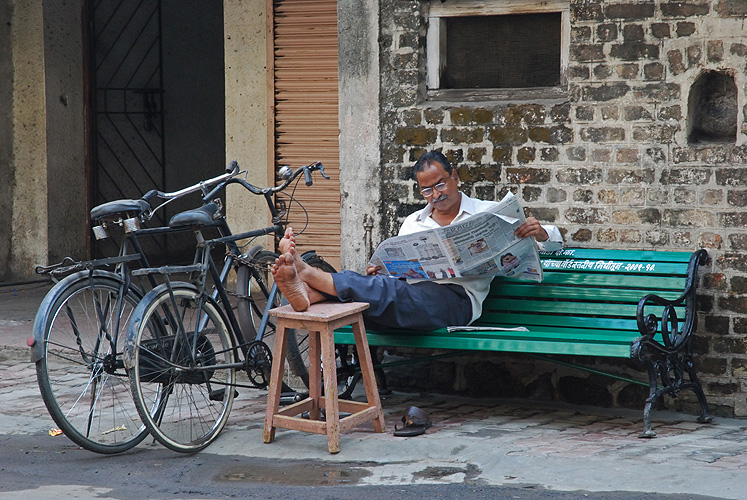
262, 301, 385, 453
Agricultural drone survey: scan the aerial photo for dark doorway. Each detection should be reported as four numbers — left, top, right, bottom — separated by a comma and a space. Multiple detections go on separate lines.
86, 0, 225, 263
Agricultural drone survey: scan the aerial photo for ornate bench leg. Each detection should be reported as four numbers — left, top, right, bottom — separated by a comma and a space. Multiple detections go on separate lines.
640, 357, 659, 438
682, 353, 714, 424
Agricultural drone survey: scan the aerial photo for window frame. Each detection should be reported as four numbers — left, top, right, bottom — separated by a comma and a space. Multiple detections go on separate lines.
426, 0, 570, 102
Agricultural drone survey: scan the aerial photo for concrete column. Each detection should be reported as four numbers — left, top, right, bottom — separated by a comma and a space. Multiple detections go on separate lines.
224, 0, 273, 250
10, 0, 47, 278
337, 0, 382, 271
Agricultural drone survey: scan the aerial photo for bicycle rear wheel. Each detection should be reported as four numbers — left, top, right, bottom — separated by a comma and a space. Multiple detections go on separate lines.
33, 271, 148, 454
126, 283, 236, 453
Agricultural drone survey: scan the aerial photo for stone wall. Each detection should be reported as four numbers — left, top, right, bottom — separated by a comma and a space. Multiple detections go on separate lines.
378, 0, 747, 416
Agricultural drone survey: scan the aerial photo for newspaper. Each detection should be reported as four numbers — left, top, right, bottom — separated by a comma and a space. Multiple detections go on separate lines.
368, 192, 544, 282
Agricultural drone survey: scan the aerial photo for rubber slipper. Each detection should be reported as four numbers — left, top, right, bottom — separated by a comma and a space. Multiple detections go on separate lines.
393, 406, 432, 437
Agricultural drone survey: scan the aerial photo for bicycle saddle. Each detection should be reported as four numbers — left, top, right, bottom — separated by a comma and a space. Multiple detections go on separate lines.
169, 202, 221, 228
90, 199, 151, 221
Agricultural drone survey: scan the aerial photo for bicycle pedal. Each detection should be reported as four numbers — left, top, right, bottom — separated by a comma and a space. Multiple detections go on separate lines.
209, 388, 239, 402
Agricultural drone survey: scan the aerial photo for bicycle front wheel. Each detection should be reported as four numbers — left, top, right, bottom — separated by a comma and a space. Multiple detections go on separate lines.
126, 283, 236, 453
33, 271, 148, 454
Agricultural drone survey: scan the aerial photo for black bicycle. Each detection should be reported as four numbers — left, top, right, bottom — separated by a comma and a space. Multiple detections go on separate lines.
30, 161, 331, 454
124, 161, 334, 453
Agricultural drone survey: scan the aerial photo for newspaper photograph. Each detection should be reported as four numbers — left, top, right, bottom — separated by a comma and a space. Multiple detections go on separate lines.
368, 192, 544, 282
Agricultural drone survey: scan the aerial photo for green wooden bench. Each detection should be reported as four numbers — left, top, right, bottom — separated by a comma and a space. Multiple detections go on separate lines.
334, 247, 713, 437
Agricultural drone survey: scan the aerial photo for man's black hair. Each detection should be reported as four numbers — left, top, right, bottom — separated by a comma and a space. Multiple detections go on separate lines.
413, 151, 453, 179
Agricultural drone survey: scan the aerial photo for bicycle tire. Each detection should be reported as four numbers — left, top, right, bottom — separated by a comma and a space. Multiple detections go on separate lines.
126, 282, 236, 453
33, 271, 148, 454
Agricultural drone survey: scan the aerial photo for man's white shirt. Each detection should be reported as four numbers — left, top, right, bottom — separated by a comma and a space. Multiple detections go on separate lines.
398, 192, 563, 324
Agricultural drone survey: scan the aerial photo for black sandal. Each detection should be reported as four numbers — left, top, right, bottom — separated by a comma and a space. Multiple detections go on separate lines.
393, 406, 432, 437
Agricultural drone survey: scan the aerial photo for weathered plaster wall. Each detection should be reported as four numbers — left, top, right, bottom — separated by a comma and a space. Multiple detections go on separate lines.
42, 0, 86, 266
0, 0, 13, 280
378, 0, 747, 416
338, 1, 382, 270
10, 0, 47, 278
224, 0, 272, 250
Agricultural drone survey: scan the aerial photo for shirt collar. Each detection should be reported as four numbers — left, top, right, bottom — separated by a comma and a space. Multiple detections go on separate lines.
416, 192, 475, 224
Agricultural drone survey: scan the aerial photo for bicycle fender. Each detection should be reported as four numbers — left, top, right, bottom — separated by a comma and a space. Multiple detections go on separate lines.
29, 270, 126, 363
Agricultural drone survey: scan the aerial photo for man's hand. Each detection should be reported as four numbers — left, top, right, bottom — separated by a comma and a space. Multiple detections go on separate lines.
365, 264, 382, 276
514, 216, 549, 242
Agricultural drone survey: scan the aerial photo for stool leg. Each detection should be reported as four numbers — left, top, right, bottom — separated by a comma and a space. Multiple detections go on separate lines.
320, 325, 340, 454
351, 315, 385, 432
263, 323, 290, 444
307, 330, 322, 421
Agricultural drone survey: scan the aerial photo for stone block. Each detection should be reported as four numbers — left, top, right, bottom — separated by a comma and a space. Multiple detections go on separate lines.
704, 272, 728, 290
716, 167, 747, 185
575, 106, 595, 121
551, 102, 571, 123
597, 23, 618, 42
624, 106, 653, 121
707, 40, 724, 62
632, 125, 676, 143
716, 0, 747, 16
651, 22, 671, 38
612, 208, 661, 224
596, 228, 618, 243
616, 63, 639, 79
663, 208, 715, 226
601, 106, 619, 121
676, 22, 697, 37
566, 207, 609, 224
605, 2, 655, 19
644, 62, 665, 80
609, 42, 659, 61
661, 2, 711, 17
580, 127, 626, 142
699, 232, 723, 249
673, 187, 697, 204
658, 104, 681, 121
524, 207, 559, 223
488, 127, 527, 146
730, 42, 747, 56
702, 189, 723, 205
632, 83, 680, 101
505, 167, 551, 184
569, 65, 591, 79
727, 189, 747, 207
466, 147, 486, 163
401, 109, 422, 126
581, 83, 631, 101
616, 148, 640, 163
732, 275, 747, 292
566, 146, 587, 161
571, 3, 604, 21
597, 189, 618, 204
539, 147, 560, 162
573, 189, 594, 203
492, 146, 512, 165
593, 64, 614, 79
424, 108, 444, 125
647, 188, 669, 204
644, 229, 669, 245
440, 127, 484, 144
394, 126, 437, 146
729, 234, 747, 250
668, 49, 687, 75
644, 147, 667, 164
620, 229, 642, 243
557, 167, 604, 184
687, 44, 702, 66
623, 24, 645, 41
572, 26, 592, 42
547, 187, 567, 203
591, 148, 612, 162
571, 228, 592, 242
522, 186, 542, 202
505, 104, 547, 125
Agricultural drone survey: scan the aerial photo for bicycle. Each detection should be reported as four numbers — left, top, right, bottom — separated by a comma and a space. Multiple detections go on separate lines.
123, 161, 335, 453
29, 161, 323, 454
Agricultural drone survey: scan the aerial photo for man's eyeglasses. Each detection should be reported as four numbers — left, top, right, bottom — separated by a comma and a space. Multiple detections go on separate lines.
419, 182, 448, 197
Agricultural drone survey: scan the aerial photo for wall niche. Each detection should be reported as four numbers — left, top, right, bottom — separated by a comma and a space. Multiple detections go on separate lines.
687, 70, 737, 144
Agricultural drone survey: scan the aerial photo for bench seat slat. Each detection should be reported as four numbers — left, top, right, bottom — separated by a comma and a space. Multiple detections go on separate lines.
486, 299, 685, 318
540, 248, 693, 263
535, 273, 687, 290
334, 327, 638, 357
477, 312, 659, 332
489, 285, 683, 302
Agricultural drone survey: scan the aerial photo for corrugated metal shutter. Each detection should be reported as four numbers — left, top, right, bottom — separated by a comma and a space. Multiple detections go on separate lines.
272, 0, 341, 270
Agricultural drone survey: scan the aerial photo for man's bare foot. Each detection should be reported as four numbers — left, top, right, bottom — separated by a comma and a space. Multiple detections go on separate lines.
271, 253, 310, 311
278, 227, 312, 275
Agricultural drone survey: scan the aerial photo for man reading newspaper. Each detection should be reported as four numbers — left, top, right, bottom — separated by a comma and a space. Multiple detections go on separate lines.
271, 151, 562, 331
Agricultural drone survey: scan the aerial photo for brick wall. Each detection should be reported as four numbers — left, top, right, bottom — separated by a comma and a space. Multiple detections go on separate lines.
379, 0, 747, 416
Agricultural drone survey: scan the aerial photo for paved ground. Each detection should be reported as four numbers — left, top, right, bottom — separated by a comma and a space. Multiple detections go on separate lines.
2, 281, 747, 499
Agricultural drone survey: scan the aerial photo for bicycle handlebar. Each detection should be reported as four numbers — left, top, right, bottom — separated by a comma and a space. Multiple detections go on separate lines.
201, 161, 329, 202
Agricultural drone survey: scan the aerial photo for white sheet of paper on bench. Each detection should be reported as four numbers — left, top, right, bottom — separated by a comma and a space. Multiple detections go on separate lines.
447, 326, 529, 332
